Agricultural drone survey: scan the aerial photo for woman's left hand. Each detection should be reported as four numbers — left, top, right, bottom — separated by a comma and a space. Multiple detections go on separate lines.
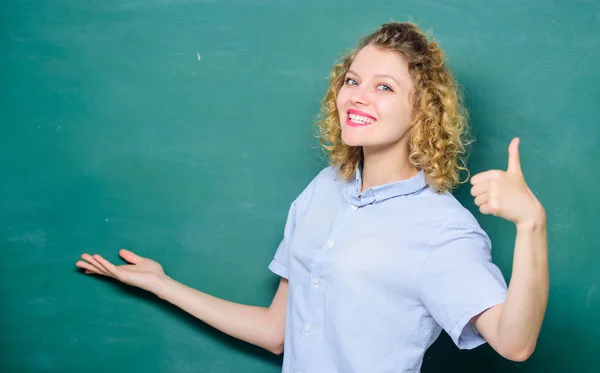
470, 138, 546, 228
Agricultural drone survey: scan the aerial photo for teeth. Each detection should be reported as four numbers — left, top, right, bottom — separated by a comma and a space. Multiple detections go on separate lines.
349, 113, 375, 124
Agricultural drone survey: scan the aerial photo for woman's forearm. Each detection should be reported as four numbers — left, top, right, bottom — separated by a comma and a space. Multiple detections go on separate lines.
497, 211, 549, 360
151, 275, 286, 354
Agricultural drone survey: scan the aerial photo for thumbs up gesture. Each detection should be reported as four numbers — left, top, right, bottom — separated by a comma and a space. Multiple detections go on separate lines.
470, 138, 546, 228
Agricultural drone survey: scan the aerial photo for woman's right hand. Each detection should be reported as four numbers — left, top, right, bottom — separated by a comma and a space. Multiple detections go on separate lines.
76, 249, 167, 293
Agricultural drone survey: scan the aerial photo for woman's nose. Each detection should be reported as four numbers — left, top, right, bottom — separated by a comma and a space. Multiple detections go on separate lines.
350, 86, 370, 106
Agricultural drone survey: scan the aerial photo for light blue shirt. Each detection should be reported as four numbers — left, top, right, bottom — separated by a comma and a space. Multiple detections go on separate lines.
268, 166, 508, 373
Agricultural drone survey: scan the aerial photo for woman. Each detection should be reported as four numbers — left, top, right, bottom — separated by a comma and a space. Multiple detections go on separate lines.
76, 22, 548, 372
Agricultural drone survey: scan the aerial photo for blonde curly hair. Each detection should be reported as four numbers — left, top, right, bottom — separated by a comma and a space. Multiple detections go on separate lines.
316, 22, 471, 193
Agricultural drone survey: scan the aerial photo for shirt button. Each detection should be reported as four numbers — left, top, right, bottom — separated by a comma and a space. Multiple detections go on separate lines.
304, 324, 311, 333
376, 194, 382, 201
312, 277, 320, 286
326, 239, 335, 248
351, 204, 358, 211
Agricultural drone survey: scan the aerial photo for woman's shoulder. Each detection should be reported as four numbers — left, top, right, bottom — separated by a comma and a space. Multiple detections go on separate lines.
419, 189, 481, 229
291, 166, 341, 205
303, 165, 346, 189
412, 190, 491, 252
315, 165, 342, 181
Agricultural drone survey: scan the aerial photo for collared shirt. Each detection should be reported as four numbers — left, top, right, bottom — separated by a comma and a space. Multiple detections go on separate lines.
269, 166, 508, 373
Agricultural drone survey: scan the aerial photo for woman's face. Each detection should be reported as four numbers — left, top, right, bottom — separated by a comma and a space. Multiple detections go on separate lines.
336, 45, 415, 153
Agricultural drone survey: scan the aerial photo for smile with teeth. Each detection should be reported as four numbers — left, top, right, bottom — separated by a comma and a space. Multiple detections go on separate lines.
348, 113, 375, 124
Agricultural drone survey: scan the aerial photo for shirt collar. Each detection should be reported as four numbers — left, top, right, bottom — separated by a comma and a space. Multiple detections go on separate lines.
345, 165, 429, 207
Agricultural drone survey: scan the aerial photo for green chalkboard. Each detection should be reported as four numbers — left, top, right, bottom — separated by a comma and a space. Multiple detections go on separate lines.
1, 1, 598, 372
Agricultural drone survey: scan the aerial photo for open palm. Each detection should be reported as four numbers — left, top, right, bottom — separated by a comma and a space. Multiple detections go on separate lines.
76, 249, 166, 293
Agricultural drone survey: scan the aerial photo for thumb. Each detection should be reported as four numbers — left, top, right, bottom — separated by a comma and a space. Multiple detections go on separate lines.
119, 249, 144, 264
507, 137, 522, 174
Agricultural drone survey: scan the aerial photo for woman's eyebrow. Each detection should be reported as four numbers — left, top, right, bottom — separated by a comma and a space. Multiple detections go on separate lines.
374, 74, 400, 85
347, 70, 400, 85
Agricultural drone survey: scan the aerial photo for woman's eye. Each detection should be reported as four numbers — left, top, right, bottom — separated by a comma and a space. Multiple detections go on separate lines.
377, 84, 393, 92
345, 77, 358, 86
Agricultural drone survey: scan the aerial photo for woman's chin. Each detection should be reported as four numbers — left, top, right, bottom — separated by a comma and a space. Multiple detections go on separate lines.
341, 139, 363, 147
341, 133, 366, 147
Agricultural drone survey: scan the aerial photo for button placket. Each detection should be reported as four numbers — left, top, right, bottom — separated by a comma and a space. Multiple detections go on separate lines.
298, 199, 357, 370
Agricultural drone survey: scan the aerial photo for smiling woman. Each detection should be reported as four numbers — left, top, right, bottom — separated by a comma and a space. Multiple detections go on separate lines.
75, 21, 549, 373
319, 23, 468, 193
337, 46, 416, 153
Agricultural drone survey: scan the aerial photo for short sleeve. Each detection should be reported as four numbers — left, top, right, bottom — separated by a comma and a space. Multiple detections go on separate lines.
268, 178, 316, 279
416, 219, 508, 350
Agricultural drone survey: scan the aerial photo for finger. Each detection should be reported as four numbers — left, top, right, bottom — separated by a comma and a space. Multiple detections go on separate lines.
470, 181, 493, 197
479, 203, 494, 215
93, 254, 121, 278
474, 194, 489, 207
471, 170, 504, 185
119, 249, 143, 265
507, 137, 522, 174
76, 260, 109, 277
80, 254, 112, 276
82, 254, 113, 277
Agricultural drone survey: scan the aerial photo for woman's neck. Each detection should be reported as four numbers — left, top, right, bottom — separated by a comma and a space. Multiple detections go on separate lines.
361, 144, 418, 192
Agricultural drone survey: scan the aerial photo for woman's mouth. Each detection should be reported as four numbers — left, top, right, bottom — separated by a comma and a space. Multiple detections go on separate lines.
346, 109, 376, 127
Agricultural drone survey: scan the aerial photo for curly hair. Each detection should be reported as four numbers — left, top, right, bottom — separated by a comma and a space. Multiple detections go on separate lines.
316, 22, 471, 193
